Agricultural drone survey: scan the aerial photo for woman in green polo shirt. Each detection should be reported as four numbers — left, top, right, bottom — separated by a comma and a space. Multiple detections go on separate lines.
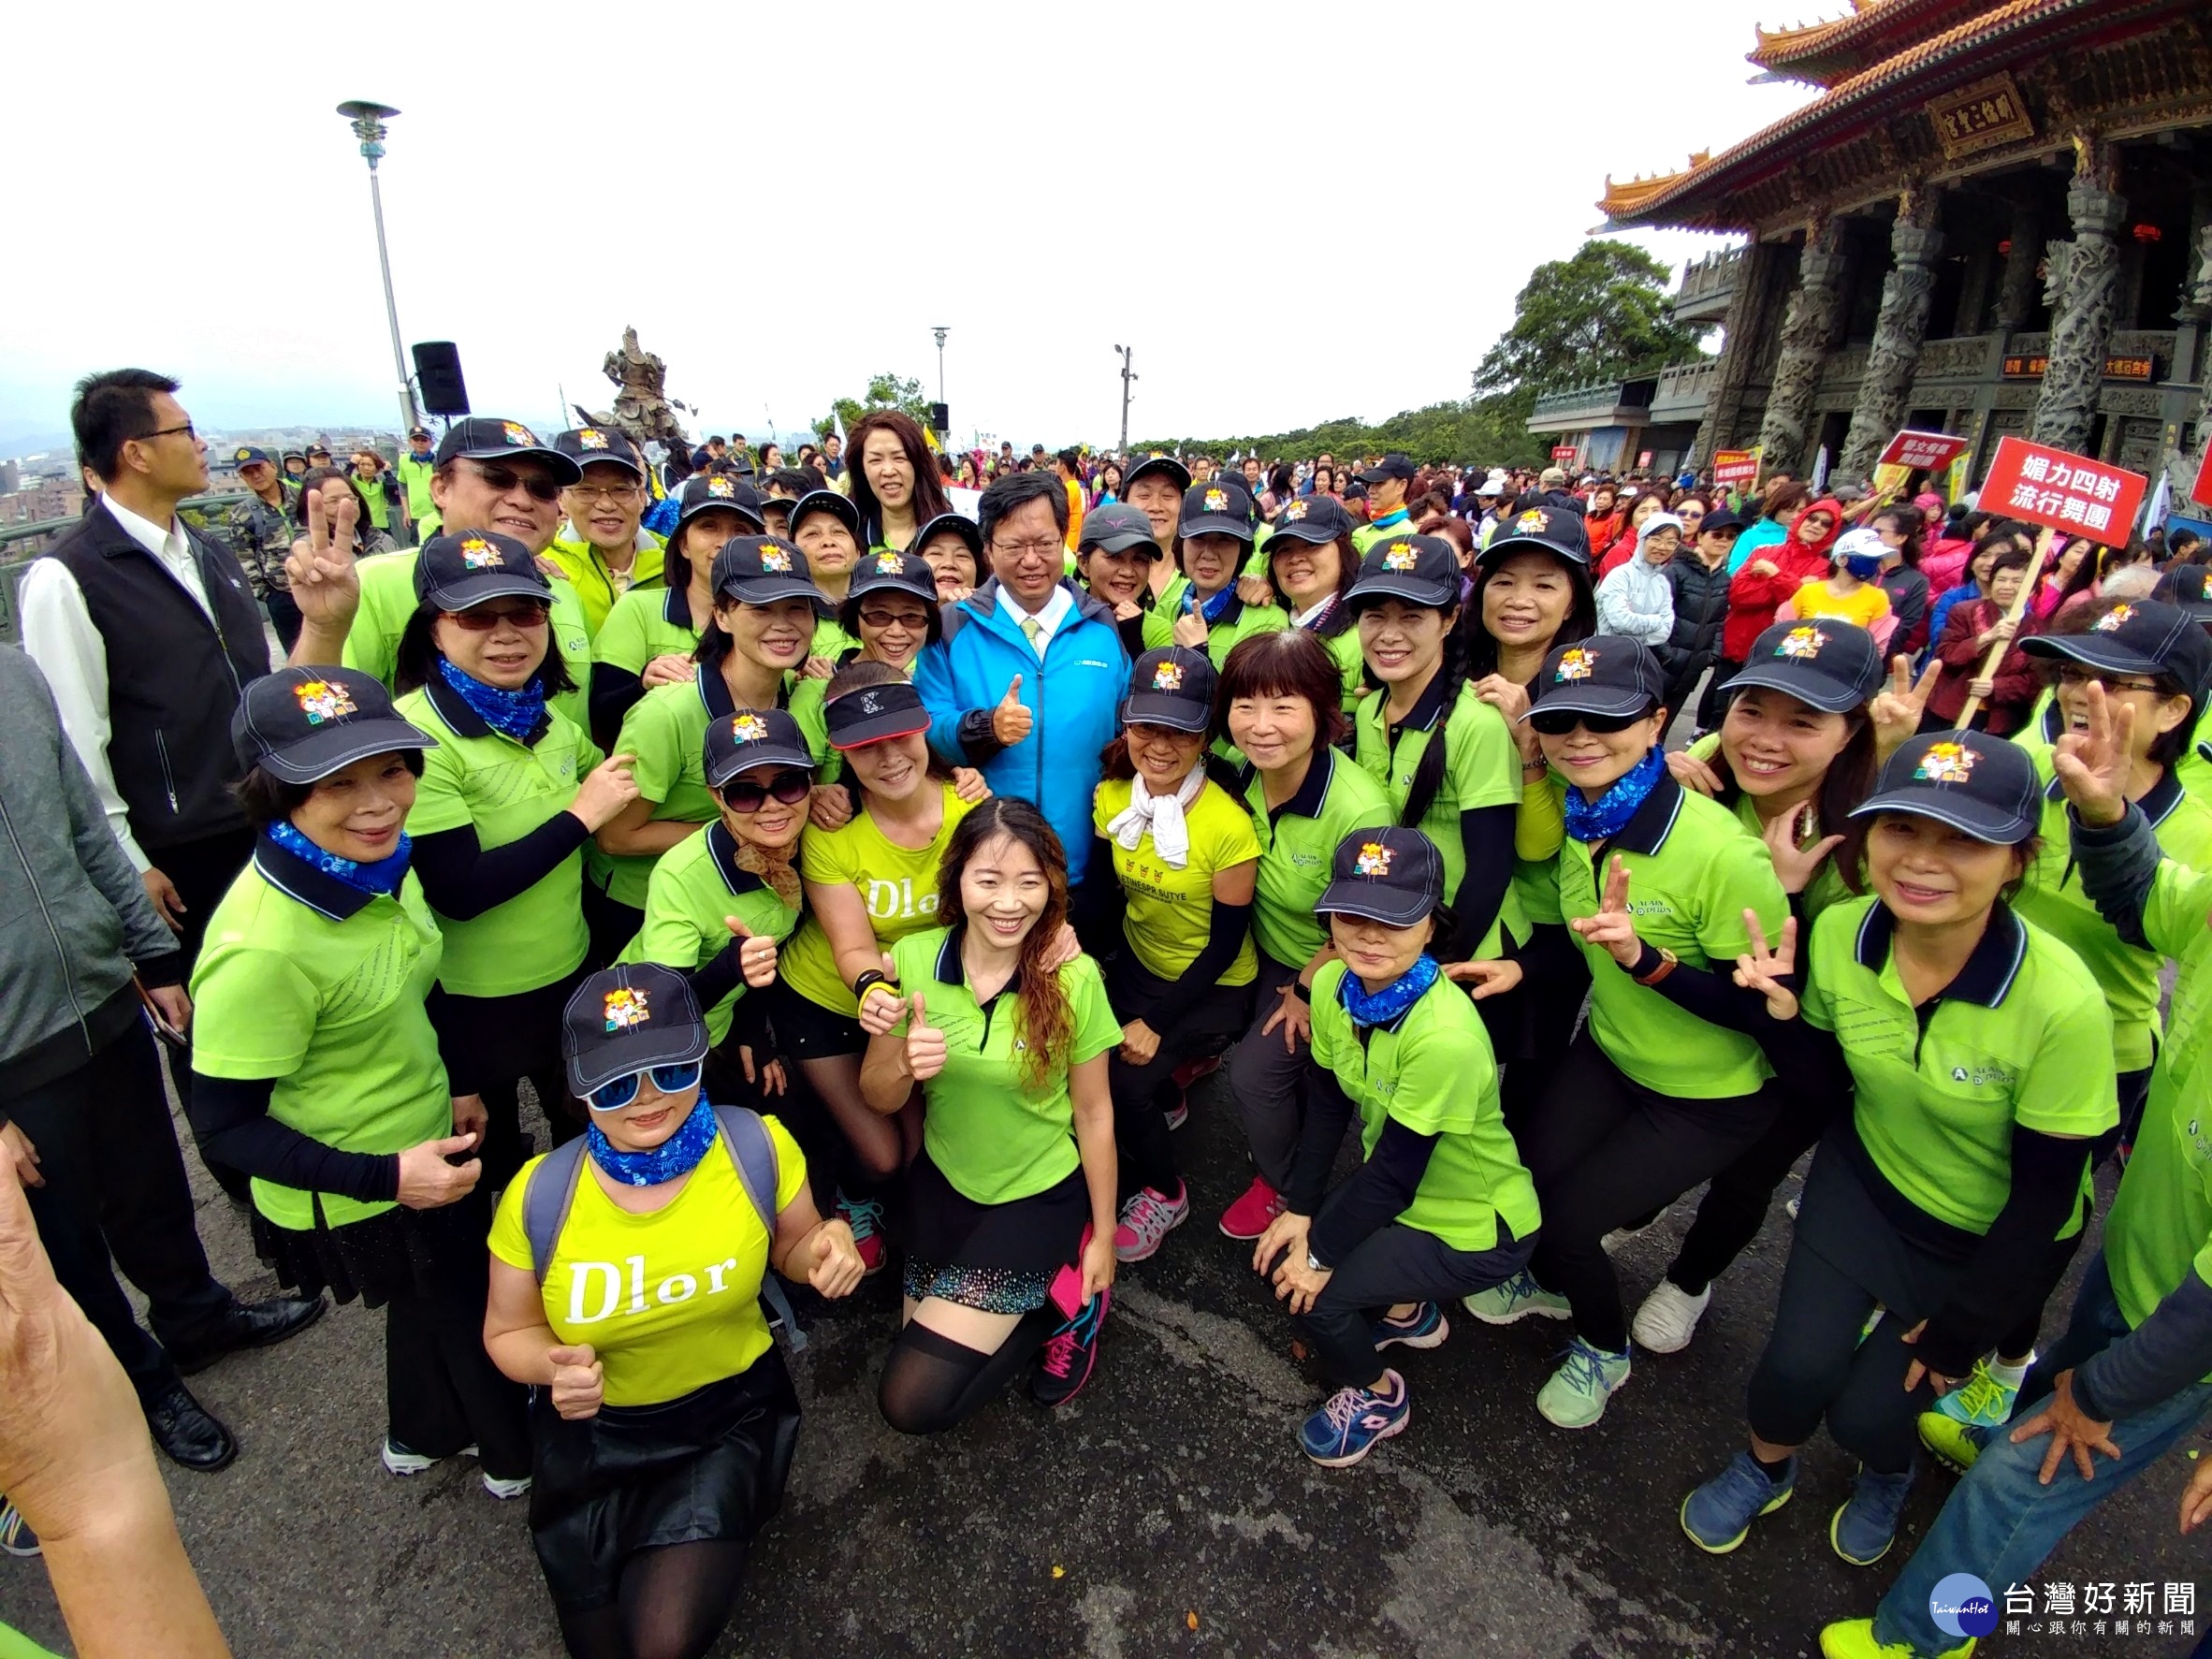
391, 533, 645, 1190
1254, 826, 1543, 1467
1680, 730, 2115, 1568
622, 708, 817, 1106
1215, 630, 1394, 1242
1086, 648, 1260, 1264
860, 798, 1123, 1430
1142, 477, 1288, 677
1345, 533, 1525, 982
1262, 493, 1366, 706
779, 665, 984, 1277
590, 475, 764, 747
589, 536, 829, 961
186, 667, 530, 1495
1465, 635, 1789, 1432
787, 490, 866, 663
786, 549, 943, 769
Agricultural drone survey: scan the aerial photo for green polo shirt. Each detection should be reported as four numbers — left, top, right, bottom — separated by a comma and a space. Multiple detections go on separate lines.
1352, 674, 1528, 959
2014, 736, 2212, 1073
342, 549, 592, 735
811, 616, 860, 662
2101, 849, 2212, 1332
1801, 896, 2115, 1236
1238, 748, 1394, 968
395, 679, 601, 997
1306, 618, 1367, 709
1684, 731, 1855, 922
546, 529, 667, 639
619, 821, 801, 1045
1557, 773, 1789, 1099
891, 926, 1123, 1206
2177, 736, 2212, 806
594, 585, 703, 678
1094, 777, 1260, 985
1142, 576, 1290, 670
1307, 961, 1541, 1253
1350, 513, 1418, 555
190, 850, 450, 1231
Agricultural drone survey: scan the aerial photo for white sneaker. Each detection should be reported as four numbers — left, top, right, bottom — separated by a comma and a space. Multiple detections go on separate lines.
1630, 1280, 1711, 1355
481, 1471, 531, 1500
1113, 1184, 1190, 1262
381, 1439, 477, 1477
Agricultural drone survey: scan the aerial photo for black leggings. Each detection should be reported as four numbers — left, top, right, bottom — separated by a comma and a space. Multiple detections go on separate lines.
878, 1308, 1060, 1435
1497, 922, 1589, 1140
1520, 1036, 1775, 1353
1665, 1099, 1841, 1298
552, 1539, 748, 1659
1106, 961, 1251, 1196
1277, 1219, 1535, 1386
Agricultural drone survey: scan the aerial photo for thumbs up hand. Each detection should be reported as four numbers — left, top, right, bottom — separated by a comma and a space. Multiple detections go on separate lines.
724, 914, 779, 988
547, 1344, 604, 1420
991, 674, 1034, 747
904, 991, 948, 1082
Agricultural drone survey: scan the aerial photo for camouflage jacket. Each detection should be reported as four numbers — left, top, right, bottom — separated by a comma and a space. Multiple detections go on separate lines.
226, 489, 298, 597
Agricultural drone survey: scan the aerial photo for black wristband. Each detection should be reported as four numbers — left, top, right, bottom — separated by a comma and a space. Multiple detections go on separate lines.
852, 968, 897, 1003
1286, 979, 1309, 1001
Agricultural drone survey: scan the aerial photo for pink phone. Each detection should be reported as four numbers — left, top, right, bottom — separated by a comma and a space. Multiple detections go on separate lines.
1048, 1225, 1095, 1318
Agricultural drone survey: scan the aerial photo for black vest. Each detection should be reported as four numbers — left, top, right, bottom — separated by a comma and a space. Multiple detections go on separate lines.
46, 502, 272, 851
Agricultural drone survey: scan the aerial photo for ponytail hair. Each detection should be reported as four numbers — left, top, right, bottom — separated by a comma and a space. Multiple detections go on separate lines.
1398, 608, 1470, 831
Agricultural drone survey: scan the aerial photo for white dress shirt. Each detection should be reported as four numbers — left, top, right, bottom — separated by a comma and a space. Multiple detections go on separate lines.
19, 496, 215, 872
995, 583, 1074, 658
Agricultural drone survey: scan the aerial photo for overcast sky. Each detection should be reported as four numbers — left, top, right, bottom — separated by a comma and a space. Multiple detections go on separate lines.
1, 1, 1818, 454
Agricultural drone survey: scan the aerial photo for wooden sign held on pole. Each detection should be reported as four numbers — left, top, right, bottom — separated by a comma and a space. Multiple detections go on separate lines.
1952, 524, 2053, 731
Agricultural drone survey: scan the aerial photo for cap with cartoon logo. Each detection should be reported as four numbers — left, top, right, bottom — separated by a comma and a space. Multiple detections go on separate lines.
431, 416, 581, 484
1526, 635, 1667, 722
788, 488, 862, 541
1850, 730, 2041, 844
847, 547, 939, 605
1267, 493, 1358, 546
2021, 598, 2211, 691
702, 706, 818, 788
562, 964, 709, 1098
230, 445, 273, 470
1477, 502, 1592, 567
1179, 478, 1257, 542
554, 427, 645, 479
708, 534, 826, 610
1346, 532, 1462, 611
825, 678, 933, 750
674, 472, 768, 536
1316, 825, 1446, 928
413, 530, 553, 612
1121, 646, 1215, 734
231, 666, 437, 785
1724, 618, 1885, 714
2150, 564, 2212, 625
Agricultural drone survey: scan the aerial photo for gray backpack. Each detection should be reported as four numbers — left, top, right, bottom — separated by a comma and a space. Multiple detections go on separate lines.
520, 1104, 805, 1348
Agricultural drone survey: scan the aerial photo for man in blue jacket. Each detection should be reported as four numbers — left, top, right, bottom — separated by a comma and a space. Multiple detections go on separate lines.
914, 472, 1129, 885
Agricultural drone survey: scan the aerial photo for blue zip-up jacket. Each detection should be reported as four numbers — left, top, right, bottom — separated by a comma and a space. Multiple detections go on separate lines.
912, 577, 1129, 885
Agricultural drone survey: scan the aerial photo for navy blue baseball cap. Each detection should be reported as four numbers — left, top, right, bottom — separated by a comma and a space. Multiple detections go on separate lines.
433, 416, 581, 484
1527, 635, 1666, 721
1316, 825, 1445, 927
229, 444, 273, 469
414, 531, 553, 611
1724, 619, 1886, 714
563, 965, 709, 1099
232, 666, 436, 784
1852, 730, 2041, 844
1122, 647, 1215, 734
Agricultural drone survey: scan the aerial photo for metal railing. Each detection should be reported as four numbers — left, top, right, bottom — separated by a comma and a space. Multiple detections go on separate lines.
0, 491, 251, 643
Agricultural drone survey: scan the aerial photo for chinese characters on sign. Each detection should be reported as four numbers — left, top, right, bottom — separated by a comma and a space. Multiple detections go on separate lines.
1877, 429, 1970, 473
1711, 449, 1759, 488
1927, 72, 2035, 160
2001, 354, 2157, 383
1550, 445, 1578, 462
1976, 435, 2147, 549
2001, 1579, 2196, 1639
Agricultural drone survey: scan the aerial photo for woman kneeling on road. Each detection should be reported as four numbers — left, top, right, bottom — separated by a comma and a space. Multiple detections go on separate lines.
485, 965, 861, 1659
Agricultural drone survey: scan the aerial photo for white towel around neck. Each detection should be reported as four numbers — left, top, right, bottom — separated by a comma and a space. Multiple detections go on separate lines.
1105, 764, 1207, 868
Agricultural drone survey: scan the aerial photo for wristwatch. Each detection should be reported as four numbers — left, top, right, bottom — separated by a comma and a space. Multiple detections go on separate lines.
1634, 946, 1680, 987
851, 968, 898, 1005
1305, 1250, 1327, 1273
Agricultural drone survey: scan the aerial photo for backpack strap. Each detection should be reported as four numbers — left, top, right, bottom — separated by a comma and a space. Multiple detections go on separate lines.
521, 1138, 590, 1286
713, 1104, 808, 1351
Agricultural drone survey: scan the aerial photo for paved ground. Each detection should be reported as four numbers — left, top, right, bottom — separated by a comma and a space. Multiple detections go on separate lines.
2, 1077, 2204, 1658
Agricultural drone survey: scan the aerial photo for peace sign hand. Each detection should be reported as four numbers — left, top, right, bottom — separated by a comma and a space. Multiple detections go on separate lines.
283, 487, 361, 635
2052, 680, 2134, 829
1730, 909, 1799, 1021
1568, 853, 1645, 968
1761, 800, 1845, 896
903, 992, 948, 1082
1869, 654, 1941, 762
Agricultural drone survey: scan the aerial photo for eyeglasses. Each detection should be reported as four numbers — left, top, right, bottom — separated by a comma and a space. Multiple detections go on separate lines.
858, 607, 930, 630
2057, 663, 2164, 694
136, 422, 196, 443
568, 481, 643, 502
990, 537, 1061, 560
1529, 707, 1650, 735
720, 769, 814, 812
444, 603, 549, 632
467, 460, 563, 502
584, 1060, 704, 1113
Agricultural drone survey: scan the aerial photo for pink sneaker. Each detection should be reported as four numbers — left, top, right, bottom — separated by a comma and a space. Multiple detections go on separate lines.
1113, 1184, 1190, 1262
837, 1190, 887, 1276
1217, 1175, 1286, 1240
1171, 1054, 1223, 1091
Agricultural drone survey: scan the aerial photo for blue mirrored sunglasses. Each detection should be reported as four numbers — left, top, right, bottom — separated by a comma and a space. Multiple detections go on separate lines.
584, 1060, 704, 1113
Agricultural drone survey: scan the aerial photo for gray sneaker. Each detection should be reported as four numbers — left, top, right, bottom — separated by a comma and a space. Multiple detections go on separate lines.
1681, 1450, 1796, 1554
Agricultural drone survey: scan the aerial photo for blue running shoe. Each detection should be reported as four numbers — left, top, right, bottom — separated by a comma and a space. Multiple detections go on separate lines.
1830, 1462, 1915, 1565
1374, 1302, 1449, 1351
1301, 1371, 1410, 1467
0, 1498, 36, 1557
1930, 1356, 2020, 1429
1681, 1450, 1797, 1553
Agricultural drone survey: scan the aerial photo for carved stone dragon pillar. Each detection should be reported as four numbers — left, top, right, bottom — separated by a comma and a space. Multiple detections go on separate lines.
2030, 145, 2127, 455
1838, 193, 1945, 481
1757, 226, 1848, 475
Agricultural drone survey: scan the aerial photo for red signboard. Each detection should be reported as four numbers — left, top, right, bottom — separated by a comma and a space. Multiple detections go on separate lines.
1979, 435, 2146, 548
2192, 442, 2212, 510
1878, 429, 1969, 472
1637, 449, 1654, 469
1712, 449, 1758, 487
1550, 445, 1578, 462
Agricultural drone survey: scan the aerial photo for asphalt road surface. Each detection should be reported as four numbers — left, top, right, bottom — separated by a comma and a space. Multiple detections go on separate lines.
1, 1077, 2202, 1658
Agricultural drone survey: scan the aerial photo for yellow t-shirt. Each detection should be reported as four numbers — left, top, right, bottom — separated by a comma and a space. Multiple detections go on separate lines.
488, 1113, 807, 1407
1791, 578, 1890, 630
1093, 778, 1259, 985
779, 781, 976, 1014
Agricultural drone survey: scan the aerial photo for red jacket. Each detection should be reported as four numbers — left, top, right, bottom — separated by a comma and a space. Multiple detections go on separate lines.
1723, 498, 1843, 661
1926, 598, 2044, 734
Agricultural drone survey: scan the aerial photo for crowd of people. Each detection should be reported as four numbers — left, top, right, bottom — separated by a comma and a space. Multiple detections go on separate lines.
6, 365, 2212, 1659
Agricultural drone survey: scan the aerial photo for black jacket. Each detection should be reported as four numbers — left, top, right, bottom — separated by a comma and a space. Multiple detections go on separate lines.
1662, 555, 1734, 666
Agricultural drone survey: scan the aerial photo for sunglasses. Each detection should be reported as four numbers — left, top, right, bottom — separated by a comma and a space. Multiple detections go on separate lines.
584, 1060, 704, 1113
857, 607, 931, 630
468, 460, 564, 502
2056, 663, 2164, 694
445, 603, 549, 632
720, 769, 813, 812
1529, 706, 1651, 735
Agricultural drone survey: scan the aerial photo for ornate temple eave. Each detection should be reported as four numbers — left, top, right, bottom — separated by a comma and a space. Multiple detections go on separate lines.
1749, 0, 1987, 87
1601, 0, 2205, 234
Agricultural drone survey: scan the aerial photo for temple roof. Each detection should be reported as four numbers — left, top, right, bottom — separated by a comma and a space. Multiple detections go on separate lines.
1749, 0, 1989, 85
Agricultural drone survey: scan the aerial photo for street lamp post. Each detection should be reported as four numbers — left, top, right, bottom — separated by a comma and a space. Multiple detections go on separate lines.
337, 100, 420, 437
932, 327, 949, 403
1113, 344, 1137, 455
